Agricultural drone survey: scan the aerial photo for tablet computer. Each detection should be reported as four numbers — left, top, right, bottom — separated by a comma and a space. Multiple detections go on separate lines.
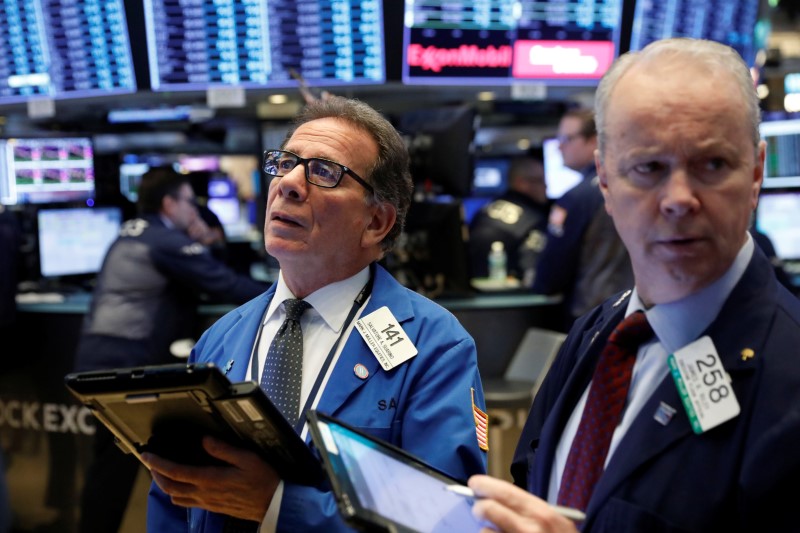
65, 362, 323, 485
307, 410, 484, 533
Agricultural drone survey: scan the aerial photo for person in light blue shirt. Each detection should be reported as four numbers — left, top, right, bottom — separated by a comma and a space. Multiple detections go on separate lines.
469, 38, 800, 533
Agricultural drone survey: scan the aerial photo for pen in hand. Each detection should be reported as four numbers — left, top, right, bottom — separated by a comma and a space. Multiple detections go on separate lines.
444, 484, 586, 522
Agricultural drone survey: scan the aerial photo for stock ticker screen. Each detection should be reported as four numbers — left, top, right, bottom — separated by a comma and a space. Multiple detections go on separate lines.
629, 0, 761, 66
403, 0, 623, 85
144, 0, 385, 91
0, 0, 136, 103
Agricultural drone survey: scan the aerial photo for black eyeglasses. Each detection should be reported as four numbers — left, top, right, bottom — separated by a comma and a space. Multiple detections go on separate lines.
263, 149, 374, 194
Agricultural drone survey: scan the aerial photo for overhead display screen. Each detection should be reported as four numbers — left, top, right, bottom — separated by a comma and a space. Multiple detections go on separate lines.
144, 0, 385, 91
629, 0, 761, 66
0, 0, 136, 103
403, 0, 623, 86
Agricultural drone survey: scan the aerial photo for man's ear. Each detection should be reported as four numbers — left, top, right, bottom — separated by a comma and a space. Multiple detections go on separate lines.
595, 149, 613, 216
361, 201, 396, 249
751, 140, 766, 211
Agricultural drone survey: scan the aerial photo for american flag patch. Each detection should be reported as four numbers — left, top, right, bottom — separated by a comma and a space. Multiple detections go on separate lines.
472, 388, 489, 451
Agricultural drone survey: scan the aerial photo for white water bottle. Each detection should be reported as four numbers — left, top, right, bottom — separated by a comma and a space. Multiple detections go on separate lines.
488, 241, 507, 281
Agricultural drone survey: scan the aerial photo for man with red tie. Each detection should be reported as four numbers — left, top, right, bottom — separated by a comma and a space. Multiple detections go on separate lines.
468, 37, 800, 532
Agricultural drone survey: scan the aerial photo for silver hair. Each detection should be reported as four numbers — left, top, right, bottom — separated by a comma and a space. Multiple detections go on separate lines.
595, 38, 761, 158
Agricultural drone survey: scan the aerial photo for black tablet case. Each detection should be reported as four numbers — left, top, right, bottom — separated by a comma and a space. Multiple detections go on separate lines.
65, 362, 322, 485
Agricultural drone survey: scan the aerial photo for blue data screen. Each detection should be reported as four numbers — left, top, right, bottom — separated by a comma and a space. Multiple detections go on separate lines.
0, 0, 136, 102
630, 0, 760, 65
144, 0, 385, 91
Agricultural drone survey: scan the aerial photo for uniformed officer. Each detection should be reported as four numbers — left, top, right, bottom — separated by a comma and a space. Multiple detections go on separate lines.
75, 167, 267, 533
145, 96, 488, 532
469, 156, 550, 286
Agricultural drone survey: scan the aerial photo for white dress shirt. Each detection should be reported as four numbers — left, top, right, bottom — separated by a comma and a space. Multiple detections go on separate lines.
252, 266, 372, 532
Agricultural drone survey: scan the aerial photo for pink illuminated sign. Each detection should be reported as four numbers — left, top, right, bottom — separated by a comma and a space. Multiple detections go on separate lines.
512, 40, 615, 79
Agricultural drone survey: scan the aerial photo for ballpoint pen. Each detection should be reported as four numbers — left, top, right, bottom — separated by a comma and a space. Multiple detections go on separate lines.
445, 484, 586, 522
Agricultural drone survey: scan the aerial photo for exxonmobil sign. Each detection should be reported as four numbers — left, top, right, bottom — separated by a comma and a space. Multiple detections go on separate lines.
407, 44, 513, 73
513, 40, 615, 79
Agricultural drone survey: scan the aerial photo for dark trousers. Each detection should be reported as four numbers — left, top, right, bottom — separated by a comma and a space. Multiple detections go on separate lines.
78, 425, 141, 533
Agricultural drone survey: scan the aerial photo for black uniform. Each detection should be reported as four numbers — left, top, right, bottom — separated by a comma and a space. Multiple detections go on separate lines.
75, 214, 265, 371
74, 213, 266, 533
469, 190, 550, 284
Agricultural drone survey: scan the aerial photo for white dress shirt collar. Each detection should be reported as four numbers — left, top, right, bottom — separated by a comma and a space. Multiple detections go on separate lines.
266, 266, 371, 331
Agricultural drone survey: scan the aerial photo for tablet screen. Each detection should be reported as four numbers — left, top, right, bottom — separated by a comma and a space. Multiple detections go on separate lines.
314, 416, 483, 533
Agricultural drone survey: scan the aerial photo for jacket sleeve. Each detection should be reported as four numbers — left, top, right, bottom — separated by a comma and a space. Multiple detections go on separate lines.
147, 481, 189, 532
149, 232, 267, 304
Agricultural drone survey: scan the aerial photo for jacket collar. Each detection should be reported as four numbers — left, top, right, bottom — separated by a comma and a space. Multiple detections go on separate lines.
209, 264, 415, 415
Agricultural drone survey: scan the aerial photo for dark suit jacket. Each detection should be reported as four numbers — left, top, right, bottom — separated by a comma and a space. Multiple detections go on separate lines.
513, 247, 800, 532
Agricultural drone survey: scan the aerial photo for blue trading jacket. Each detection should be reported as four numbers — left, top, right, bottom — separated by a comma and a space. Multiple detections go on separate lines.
147, 264, 488, 532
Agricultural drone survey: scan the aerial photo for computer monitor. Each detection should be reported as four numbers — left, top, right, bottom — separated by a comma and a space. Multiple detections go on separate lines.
473, 158, 510, 198
760, 119, 800, 189
385, 199, 471, 298
0, 138, 95, 205
755, 189, 800, 262
119, 153, 177, 203
400, 105, 477, 197
207, 176, 242, 226
118, 154, 226, 203
37, 206, 122, 278
542, 138, 583, 199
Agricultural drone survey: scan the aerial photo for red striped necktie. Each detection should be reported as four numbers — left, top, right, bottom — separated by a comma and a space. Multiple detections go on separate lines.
557, 311, 653, 512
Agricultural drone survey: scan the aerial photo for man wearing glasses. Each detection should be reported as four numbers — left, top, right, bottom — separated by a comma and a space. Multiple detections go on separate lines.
532, 108, 632, 331
145, 96, 488, 532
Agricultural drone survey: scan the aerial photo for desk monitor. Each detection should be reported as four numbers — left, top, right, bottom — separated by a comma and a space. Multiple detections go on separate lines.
473, 158, 510, 198
400, 105, 477, 197
542, 138, 583, 199
0, 138, 95, 205
387, 199, 472, 298
37, 206, 121, 278
755, 190, 800, 262
207, 177, 241, 225
120, 154, 225, 203
119, 153, 176, 203
760, 119, 800, 190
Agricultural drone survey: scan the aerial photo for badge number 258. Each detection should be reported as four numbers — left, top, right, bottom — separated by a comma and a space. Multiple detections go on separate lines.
668, 336, 740, 434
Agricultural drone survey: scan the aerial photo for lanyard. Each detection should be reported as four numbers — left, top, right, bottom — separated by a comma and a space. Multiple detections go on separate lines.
249, 264, 375, 434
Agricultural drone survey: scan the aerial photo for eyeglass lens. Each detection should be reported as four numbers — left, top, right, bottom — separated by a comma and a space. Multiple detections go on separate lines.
264, 151, 342, 188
